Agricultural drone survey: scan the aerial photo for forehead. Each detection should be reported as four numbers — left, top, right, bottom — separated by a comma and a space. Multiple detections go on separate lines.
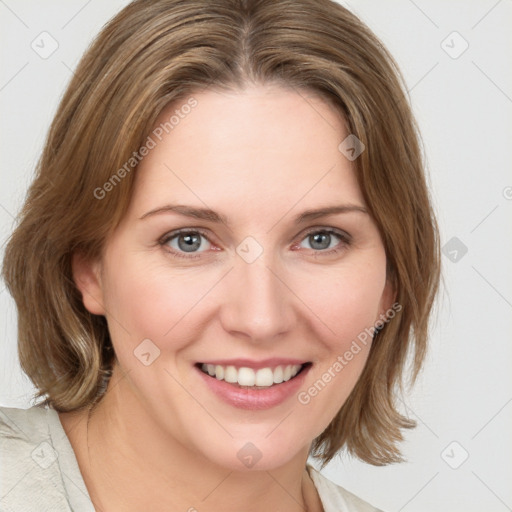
130, 84, 365, 222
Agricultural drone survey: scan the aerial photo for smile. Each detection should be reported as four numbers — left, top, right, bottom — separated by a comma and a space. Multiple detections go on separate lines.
197, 362, 311, 388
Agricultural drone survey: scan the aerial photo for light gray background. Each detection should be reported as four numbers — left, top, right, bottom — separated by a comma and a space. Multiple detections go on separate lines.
1, 1, 511, 511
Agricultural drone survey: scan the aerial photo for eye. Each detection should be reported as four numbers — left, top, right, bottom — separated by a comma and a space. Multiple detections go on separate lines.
159, 227, 351, 260
297, 228, 351, 255
160, 229, 212, 258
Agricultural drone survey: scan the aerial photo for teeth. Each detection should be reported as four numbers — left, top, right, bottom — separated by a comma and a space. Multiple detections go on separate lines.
201, 363, 303, 387
273, 365, 284, 384
224, 365, 238, 383
239, 367, 255, 386
214, 365, 224, 381
255, 368, 273, 386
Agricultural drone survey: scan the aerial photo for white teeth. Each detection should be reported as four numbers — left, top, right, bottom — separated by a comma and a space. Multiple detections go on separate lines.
238, 367, 255, 386
214, 365, 224, 380
200, 363, 304, 387
273, 365, 284, 384
224, 365, 238, 383
255, 368, 274, 387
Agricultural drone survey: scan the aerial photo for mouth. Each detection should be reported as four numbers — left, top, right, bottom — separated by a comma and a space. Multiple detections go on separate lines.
195, 362, 312, 389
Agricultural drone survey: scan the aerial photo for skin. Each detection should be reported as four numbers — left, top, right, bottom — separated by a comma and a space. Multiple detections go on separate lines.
60, 83, 394, 512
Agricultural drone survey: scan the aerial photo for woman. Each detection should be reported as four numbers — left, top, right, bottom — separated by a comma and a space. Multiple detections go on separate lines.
0, 0, 440, 510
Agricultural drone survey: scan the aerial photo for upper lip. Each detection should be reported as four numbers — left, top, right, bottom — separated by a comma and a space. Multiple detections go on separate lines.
197, 358, 310, 370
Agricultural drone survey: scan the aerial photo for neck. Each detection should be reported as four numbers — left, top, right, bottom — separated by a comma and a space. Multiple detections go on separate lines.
60, 365, 323, 512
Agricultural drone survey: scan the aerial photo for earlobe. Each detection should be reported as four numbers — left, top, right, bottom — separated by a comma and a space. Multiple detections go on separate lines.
71, 252, 106, 316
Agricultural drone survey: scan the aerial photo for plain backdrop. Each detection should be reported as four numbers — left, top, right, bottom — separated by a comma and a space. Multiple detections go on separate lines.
1, 1, 511, 511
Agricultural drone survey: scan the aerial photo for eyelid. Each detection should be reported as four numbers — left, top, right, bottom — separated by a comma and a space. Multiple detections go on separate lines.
159, 225, 352, 259
159, 225, 351, 245
158, 227, 213, 245
297, 225, 352, 243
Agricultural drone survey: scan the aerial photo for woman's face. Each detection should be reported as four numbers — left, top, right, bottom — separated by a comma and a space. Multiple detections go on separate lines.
78, 84, 393, 471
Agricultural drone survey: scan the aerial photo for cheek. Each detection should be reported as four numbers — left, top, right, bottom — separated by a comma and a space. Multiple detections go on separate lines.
101, 253, 223, 354
291, 258, 386, 431
297, 258, 387, 348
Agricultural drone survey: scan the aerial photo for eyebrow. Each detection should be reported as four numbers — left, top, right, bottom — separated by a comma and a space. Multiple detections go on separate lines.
139, 203, 368, 224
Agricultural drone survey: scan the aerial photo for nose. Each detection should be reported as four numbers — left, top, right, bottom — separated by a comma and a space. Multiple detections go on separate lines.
218, 252, 296, 343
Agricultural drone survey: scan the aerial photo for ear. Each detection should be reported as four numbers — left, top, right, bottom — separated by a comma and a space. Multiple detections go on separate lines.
71, 251, 106, 316
375, 276, 397, 326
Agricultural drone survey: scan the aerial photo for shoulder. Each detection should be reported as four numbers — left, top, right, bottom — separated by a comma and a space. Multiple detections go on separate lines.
0, 404, 49, 439
0, 405, 75, 511
0, 405, 53, 466
0, 405, 58, 465
307, 464, 384, 512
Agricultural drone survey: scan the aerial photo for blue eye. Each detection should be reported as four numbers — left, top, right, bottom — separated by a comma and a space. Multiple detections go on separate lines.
310, 232, 332, 250
297, 228, 351, 257
161, 230, 211, 258
159, 227, 351, 260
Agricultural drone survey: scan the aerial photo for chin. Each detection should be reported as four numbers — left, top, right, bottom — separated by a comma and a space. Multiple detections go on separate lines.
192, 431, 306, 473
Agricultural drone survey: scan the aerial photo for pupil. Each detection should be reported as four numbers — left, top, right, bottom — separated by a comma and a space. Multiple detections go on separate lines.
310, 232, 330, 250
178, 233, 201, 252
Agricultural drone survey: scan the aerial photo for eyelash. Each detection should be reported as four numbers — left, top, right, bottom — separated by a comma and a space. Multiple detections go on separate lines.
159, 227, 351, 260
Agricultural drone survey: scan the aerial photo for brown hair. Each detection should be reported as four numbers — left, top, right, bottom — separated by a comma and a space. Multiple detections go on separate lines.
2, 0, 440, 467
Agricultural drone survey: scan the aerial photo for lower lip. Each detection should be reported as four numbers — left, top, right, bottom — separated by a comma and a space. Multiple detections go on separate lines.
195, 364, 312, 410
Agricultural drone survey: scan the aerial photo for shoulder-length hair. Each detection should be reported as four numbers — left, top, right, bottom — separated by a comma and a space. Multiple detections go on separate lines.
2, 0, 440, 467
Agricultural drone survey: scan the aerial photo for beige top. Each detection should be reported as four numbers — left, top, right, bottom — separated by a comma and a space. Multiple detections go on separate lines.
0, 405, 382, 511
